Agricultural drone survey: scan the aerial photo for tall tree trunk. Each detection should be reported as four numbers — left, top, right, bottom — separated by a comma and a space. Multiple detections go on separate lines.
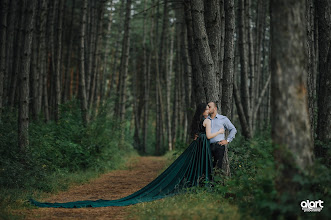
18, 0, 36, 151
100, 0, 113, 105
316, 0, 331, 147
0, 0, 9, 119
63, 0, 76, 103
54, 0, 64, 122
31, 13, 39, 121
191, 0, 218, 103
270, 0, 314, 217
221, 0, 235, 117
79, 0, 89, 125
238, 0, 251, 132
118, 0, 132, 124
184, 0, 206, 104
142, 0, 149, 154
89, 0, 105, 112
166, 26, 174, 150
10, 0, 24, 109
204, 0, 221, 104
5, 0, 18, 108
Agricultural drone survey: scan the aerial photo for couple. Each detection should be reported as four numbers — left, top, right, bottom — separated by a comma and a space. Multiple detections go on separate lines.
30, 102, 237, 208
191, 101, 237, 171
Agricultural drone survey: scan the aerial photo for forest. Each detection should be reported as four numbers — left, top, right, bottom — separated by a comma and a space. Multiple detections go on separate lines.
0, 0, 330, 219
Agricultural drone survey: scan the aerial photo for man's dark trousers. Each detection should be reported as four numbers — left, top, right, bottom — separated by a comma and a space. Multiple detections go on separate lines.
210, 142, 226, 169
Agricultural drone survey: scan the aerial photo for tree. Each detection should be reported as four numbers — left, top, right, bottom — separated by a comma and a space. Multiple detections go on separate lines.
18, 0, 37, 151
316, 0, 331, 149
270, 0, 314, 216
79, 0, 89, 125
118, 0, 132, 125
0, 0, 9, 119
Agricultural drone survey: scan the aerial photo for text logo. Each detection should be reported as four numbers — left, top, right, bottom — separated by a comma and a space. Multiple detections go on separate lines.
300, 200, 324, 212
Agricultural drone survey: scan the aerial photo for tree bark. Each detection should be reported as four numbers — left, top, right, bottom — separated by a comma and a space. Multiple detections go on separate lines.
118, 0, 132, 124
221, 0, 235, 117
238, 0, 251, 131
191, 0, 218, 103
79, 0, 89, 125
54, 0, 64, 122
270, 1, 315, 216
316, 0, 331, 144
184, 0, 206, 104
63, 0, 76, 103
0, 0, 9, 118
18, 0, 36, 151
204, 0, 221, 104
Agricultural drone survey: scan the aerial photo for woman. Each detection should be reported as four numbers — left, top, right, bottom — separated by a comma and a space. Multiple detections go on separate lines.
30, 103, 224, 208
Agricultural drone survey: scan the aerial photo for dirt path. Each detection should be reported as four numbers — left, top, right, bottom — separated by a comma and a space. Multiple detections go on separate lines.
18, 156, 168, 220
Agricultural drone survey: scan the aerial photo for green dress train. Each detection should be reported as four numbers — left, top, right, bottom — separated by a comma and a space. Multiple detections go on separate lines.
29, 122, 212, 208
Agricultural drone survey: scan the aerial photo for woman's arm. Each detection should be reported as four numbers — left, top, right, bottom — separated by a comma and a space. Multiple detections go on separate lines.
204, 119, 224, 139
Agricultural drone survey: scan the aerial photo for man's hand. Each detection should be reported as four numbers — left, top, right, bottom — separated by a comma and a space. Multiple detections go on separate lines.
194, 134, 198, 140
218, 140, 228, 146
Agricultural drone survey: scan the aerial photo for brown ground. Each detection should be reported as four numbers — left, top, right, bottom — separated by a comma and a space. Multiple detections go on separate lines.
16, 156, 167, 220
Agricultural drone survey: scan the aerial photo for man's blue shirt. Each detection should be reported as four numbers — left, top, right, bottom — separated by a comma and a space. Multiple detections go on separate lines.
208, 114, 237, 144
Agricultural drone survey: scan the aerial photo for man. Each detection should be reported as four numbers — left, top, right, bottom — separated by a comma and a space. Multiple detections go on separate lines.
207, 101, 237, 169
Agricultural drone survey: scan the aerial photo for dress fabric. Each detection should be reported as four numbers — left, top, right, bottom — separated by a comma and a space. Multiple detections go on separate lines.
29, 120, 212, 208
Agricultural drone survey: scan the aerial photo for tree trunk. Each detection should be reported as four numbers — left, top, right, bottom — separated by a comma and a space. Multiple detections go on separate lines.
238, 0, 251, 131
5, 0, 18, 109
191, 0, 218, 103
63, 0, 76, 103
221, 0, 235, 117
118, 0, 132, 124
316, 0, 331, 145
54, 0, 64, 122
204, 0, 221, 104
89, 0, 105, 113
0, 0, 9, 118
184, 0, 206, 104
270, 1, 314, 216
18, 0, 36, 151
142, 0, 149, 154
79, 0, 89, 125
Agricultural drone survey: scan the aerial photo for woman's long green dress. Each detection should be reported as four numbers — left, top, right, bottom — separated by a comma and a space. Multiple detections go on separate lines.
29, 121, 212, 208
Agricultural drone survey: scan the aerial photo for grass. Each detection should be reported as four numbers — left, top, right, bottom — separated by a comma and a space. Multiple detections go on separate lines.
127, 187, 242, 220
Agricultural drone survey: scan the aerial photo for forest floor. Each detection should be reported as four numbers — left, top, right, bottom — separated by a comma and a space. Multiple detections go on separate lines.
15, 156, 168, 220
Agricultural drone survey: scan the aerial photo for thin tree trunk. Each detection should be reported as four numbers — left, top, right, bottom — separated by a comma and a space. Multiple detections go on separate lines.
79, 0, 89, 125
63, 0, 76, 103
167, 26, 174, 151
54, 0, 64, 122
142, 0, 149, 154
101, 0, 113, 105
89, 1, 105, 112
18, 0, 36, 151
118, 0, 132, 124
0, 0, 9, 118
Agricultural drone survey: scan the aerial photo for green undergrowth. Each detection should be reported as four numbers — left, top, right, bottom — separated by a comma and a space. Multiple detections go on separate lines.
0, 99, 136, 217
128, 131, 331, 220
128, 187, 242, 220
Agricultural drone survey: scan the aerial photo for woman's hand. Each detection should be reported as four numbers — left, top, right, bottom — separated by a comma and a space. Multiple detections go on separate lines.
218, 128, 225, 134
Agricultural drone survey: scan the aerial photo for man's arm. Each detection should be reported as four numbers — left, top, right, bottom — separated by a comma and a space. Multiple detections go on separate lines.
224, 117, 237, 142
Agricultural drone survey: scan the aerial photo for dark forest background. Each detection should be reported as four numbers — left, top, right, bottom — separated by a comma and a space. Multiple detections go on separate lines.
0, 0, 330, 219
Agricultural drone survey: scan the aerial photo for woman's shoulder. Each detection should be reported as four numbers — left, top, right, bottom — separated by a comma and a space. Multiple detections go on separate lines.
203, 118, 211, 124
